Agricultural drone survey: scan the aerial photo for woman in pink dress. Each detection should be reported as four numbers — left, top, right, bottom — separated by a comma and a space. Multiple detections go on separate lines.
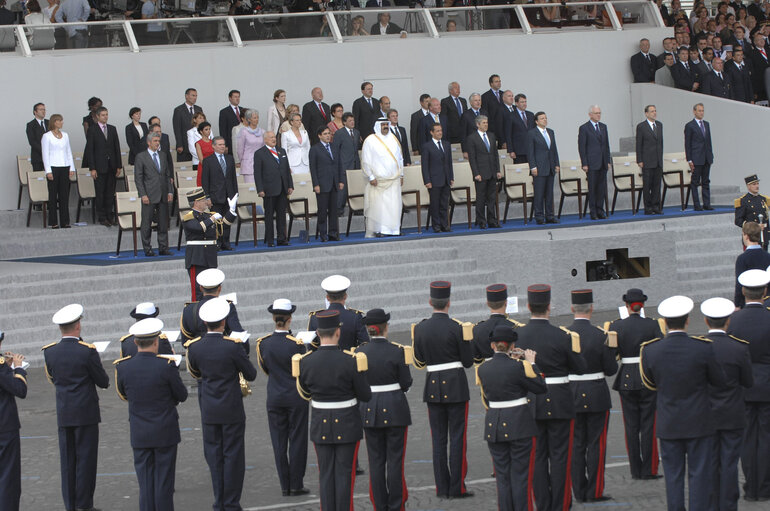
237, 109, 265, 183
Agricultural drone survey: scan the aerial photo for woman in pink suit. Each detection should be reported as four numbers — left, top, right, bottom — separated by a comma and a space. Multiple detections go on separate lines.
237, 109, 265, 183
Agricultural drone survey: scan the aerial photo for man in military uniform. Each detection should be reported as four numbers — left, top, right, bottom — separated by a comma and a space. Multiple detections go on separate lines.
471, 284, 523, 364
114, 318, 188, 511
734, 174, 770, 250
567, 289, 618, 503
308, 274, 369, 352
296, 309, 372, 511
0, 331, 27, 511
412, 281, 475, 499
255, 299, 310, 497
185, 297, 257, 511
180, 269, 245, 348
640, 295, 726, 511
726, 269, 770, 502
42, 304, 110, 511
515, 284, 586, 511
477, 325, 546, 511
607, 288, 663, 481
356, 308, 413, 511
182, 187, 238, 301
701, 297, 753, 511
734, 222, 770, 308
119, 302, 175, 357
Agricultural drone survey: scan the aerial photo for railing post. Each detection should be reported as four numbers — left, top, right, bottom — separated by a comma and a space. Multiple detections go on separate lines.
123, 21, 139, 52
421, 8, 440, 38
226, 16, 244, 47
514, 5, 532, 35
15, 25, 31, 57
326, 12, 343, 43
605, 2, 623, 31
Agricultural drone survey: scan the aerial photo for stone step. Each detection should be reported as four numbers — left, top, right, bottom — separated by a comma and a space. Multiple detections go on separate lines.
677, 264, 734, 281
676, 251, 739, 268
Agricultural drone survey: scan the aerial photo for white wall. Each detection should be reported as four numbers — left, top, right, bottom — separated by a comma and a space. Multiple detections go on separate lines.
1, 26, 670, 207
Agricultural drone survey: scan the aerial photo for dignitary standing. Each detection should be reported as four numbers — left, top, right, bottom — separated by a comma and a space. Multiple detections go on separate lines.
332, 112, 362, 213
684, 103, 714, 211
218, 90, 242, 155
114, 318, 188, 511
421, 123, 454, 233
41, 114, 76, 229
481, 74, 503, 146
42, 304, 110, 511
172, 88, 202, 162
26, 102, 48, 173
577, 106, 612, 220
0, 333, 27, 511
119, 302, 175, 358
361, 119, 404, 237
85, 107, 122, 227
507, 93, 535, 164
301, 87, 331, 146
352, 81, 380, 144
441, 81, 468, 144
636, 105, 664, 215
418, 98, 449, 149
465, 114, 501, 229
409, 94, 430, 156
309, 127, 343, 242
134, 132, 174, 257
388, 109, 410, 166
308, 275, 369, 352
200, 137, 238, 251
734, 174, 770, 250
254, 131, 294, 247
412, 281, 474, 499
471, 284, 523, 364
527, 112, 560, 225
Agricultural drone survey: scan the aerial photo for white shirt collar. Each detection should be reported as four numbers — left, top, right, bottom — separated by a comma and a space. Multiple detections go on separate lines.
478, 130, 487, 138
708, 329, 726, 333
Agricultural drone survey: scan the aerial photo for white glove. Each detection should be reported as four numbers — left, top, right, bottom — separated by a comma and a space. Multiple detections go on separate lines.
227, 193, 239, 214
211, 212, 223, 221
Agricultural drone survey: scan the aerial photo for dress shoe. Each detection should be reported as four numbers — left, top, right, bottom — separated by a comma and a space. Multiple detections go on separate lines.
546, 218, 559, 224
441, 226, 452, 232
289, 487, 310, 496
374, 232, 384, 238
642, 474, 663, 480
643, 211, 654, 216
328, 235, 340, 241
704, 205, 714, 210
62, 224, 72, 228
282, 490, 290, 496
597, 212, 607, 219
590, 214, 597, 220
320, 235, 329, 242
277, 240, 290, 246
488, 222, 502, 228
694, 205, 703, 211
588, 495, 613, 502
268, 243, 275, 247
100, 219, 112, 227
476, 222, 487, 229
654, 209, 663, 215
220, 245, 235, 251
450, 491, 475, 498
536, 219, 545, 225
144, 250, 156, 257
432, 228, 442, 233
159, 249, 173, 256
110, 217, 119, 226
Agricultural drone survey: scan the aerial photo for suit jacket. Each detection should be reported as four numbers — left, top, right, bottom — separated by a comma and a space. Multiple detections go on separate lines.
631, 51, 658, 82
725, 59, 754, 102
201, 152, 238, 204
460, 108, 487, 151
440, 95, 469, 143
85, 123, 122, 172
527, 127, 560, 176
0, 7, 15, 24
301, 100, 332, 145
421, 138, 453, 187
692, 60, 710, 82
256, 332, 308, 408
410, 109, 428, 154
253, 145, 293, 197
506, 107, 535, 156
609, 314, 663, 391
172, 103, 202, 152
577, 121, 611, 171
369, 22, 402, 34
707, 331, 753, 430
684, 118, 713, 167
389, 125, 411, 166
218, 105, 241, 153
481, 88, 504, 139
331, 126, 362, 175
701, 70, 733, 98
124, 122, 148, 166
352, 96, 380, 142
751, 48, 770, 99
134, 150, 173, 203
466, 130, 499, 180
309, 142, 342, 192
727, 303, 770, 402
418, 112, 449, 150
0, 360, 26, 433
635, 120, 663, 169
141, 132, 173, 170
26, 118, 48, 170
356, 337, 413, 428
670, 60, 700, 90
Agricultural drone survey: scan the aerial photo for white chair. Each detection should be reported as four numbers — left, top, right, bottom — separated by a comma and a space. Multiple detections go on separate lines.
661, 152, 691, 210
503, 163, 534, 224
345, 169, 367, 237
115, 191, 142, 256
234, 182, 264, 247
401, 165, 427, 233
449, 161, 474, 229
26, 172, 49, 228
557, 160, 588, 219
611, 156, 643, 215
287, 173, 318, 242
17, 156, 33, 210
75, 169, 96, 224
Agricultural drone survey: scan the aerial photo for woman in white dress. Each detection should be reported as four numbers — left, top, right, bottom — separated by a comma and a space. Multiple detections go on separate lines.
281, 113, 310, 175
187, 112, 212, 169
265, 89, 287, 136
41, 113, 76, 229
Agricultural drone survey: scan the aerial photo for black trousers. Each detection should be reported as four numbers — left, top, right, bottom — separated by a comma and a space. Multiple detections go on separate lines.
711, 428, 743, 511
0, 429, 21, 511
532, 172, 555, 222
337, 182, 348, 212
47, 166, 71, 226
428, 185, 450, 231
690, 163, 711, 208
314, 441, 359, 511
660, 435, 714, 511
426, 401, 469, 497
587, 167, 608, 217
743, 402, 770, 499
267, 403, 308, 492
513, 155, 528, 165
488, 437, 534, 511
263, 194, 288, 244
94, 170, 117, 221
364, 426, 408, 511
202, 421, 246, 511
642, 167, 662, 213
133, 444, 178, 511
474, 177, 498, 226
210, 203, 232, 248
58, 424, 99, 511
618, 389, 659, 478
533, 418, 574, 511
177, 149, 192, 162
572, 410, 610, 502
140, 200, 169, 253
315, 188, 339, 239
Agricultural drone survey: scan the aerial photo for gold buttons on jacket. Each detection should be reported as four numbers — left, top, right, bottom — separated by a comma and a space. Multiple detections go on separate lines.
547, 412, 552, 416
502, 423, 507, 427
431, 395, 435, 399
582, 393, 586, 397
546, 398, 551, 402
322, 436, 326, 440
442, 381, 446, 384
335, 419, 339, 423
383, 409, 387, 412
323, 419, 327, 423
337, 436, 342, 440
431, 380, 436, 384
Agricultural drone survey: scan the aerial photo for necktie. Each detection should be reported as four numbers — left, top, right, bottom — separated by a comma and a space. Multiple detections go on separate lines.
717, 72, 722, 81
594, 123, 600, 136
234, 106, 239, 118
367, 98, 372, 108
40, 120, 45, 130
684, 62, 689, 71
152, 151, 161, 172
349, 129, 355, 140
699, 120, 705, 136
189, 106, 193, 115
392, 127, 400, 141
433, 114, 439, 122
651, 123, 656, 136
761, 48, 767, 60
483, 132, 490, 151
494, 90, 500, 102
437, 140, 442, 152
218, 154, 227, 175
473, 110, 478, 117
325, 143, 333, 160
318, 103, 327, 120
102, 124, 108, 139
268, 147, 280, 161
521, 111, 526, 124
542, 129, 550, 148
645, 53, 650, 63
454, 97, 462, 115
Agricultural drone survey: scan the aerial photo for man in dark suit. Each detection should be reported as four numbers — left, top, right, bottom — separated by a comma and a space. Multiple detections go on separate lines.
26, 102, 48, 172
507, 93, 535, 164
440, 81, 468, 144
418, 98, 449, 150
387, 109, 411, 166
725, 47, 754, 103
302, 87, 331, 146
460, 93, 487, 154
200, 137, 238, 250
635, 105, 664, 215
370, 12, 403, 34
750, 32, 770, 101
630, 38, 658, 82
146, 123, 174, 171
309, 127, 343, 241
332, 113, 361, 212
670, 46, 701, 91
134, 132, 174, 256
466, 115, 500, 228
410, 94, 430, 156
85, 107, 122, 226
700, 57, 733, 98
218, 89, 242, 155
172, 88, 202, 162
421, 123, 454, 232
481, 74, 504, 148
0, 0, 16, 24
527, 111, 560, 225
684, 103, 714, 211
578, 105, 612, 220
352, 82, 380, 144
254, 131, 294, 247
365, 0, 390, 5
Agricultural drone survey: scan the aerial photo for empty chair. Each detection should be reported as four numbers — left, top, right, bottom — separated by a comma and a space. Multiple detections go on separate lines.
75, 168, 96, 224
503, 163, 534, 224
115, 191, 142, 257
449, 161, 474, 229
287, 173, 317, 241
175, 170, 198, 188
401, 164, 427, 233
234, 182, 264, 247
26, 172, 49, 228
345, 169, 367, 237
557, 159, 589, 219
661, 152, 691, 210
611, 156, 643, 214
17, 156, 33, 209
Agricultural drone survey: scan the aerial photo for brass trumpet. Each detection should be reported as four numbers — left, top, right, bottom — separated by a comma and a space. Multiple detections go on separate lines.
239, 373, 252, 397
509, 348, 525, 360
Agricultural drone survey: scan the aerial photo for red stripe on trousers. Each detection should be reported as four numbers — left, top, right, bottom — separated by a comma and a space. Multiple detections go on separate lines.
400, 427, 409, 511
527, 436, 536, 511
189, 266, 197, 301
461, 401, 469, 494
563, 419, 575, 511
596, 411, 609, 498
651, 413, 659, 475
350, 441, 360, 511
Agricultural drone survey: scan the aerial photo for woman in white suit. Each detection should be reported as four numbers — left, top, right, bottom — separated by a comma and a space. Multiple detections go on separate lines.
281, 113, 310, 175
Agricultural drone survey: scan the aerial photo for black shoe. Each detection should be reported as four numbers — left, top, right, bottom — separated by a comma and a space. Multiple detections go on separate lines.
144, 250, 156, 257
328, 235, 340, 241
488, 222, 501, 228
476, 222, 487, 229
402, 207, 411, 214
536, 219, 545, 224
100, 219, 112, 227
704, 205, 714, 210
62, 224, 72, 228
289, 487, 310, 496
546, 218, 559, 224
277, 240, 290, 246
642, 474, 663, 480
374, 232, 384, 238
588, 495, 613, 502
441, 226, 452, 232
282, 490, 290, 496
694, 205, 703, 211
159, 249, 173, 256
432, 228, 442, 233
320, 235, 329, 242
643, 211, 654, 216
654, 209, 663, 215
451, 491, 475, 499
268, 243, 275, 247
597, 212, 607, 219
220, 245, 235, 251
590, 214, 597, 220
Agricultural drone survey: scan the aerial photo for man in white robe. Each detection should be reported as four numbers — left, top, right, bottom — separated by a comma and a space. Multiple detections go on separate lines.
361, 118, 404, 237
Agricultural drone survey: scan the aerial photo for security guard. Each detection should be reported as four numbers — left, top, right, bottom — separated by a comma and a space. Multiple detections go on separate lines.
180, 269, 245, 351
114, 318, 188, 511
515, 284, 586, 511
295, 309, 372, 511
42, 304, 110, 511
734, 174, 770, 250
119, 302, 174, 357
701, 297, 753, 511
477, 325, 546, 511
308, 274, 369, 352
412, 281, 475, 499
607, 288, 663, 480
255, 299, 310, 497
356, 308, 413, 511
726, 269, 770, 502
185, 297, 257, 511
640, 295, 726, 511
471, 284, 523, 364
182, 187, 238, 301
0, 331, 27, 511
567, 289, 617, 504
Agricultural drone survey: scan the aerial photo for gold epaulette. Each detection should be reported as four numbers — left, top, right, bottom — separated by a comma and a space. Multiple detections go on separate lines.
559, 326, 581, 353
41, 342, 57, 350
507, 318, 525, 328
343, 350, 367, 372
349, 308, 365, 315
603, 321, 611, 331
308, 309, 323, 317
113, 356, 131, 365
119, 334, 132, 342
521, 359, 537, 378
182, 211, 195, 222
607, 331, 618, 348
657, 318, 668, 336
255, 334, 270, 345
734, 197, 742, 208
692, 335, 713, 343
183, 336, 201, 349
729, 334, 750, 344
0, 356, 5, 365
157, 355, 176, 364
452, 319, 474, 341
763, 194, 770, 203
640, 337, 661, 347
474, 365, 481, 385
224, 336, 243, 343
78, 341, 96, 349
159, 333, 168, 340
402, 344, 414, 365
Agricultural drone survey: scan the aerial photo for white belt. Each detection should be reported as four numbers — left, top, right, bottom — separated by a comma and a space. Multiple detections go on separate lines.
427, 361, 463, 372
311, 398, 358, 409
568, 372, 605, 381
621, 357, 640, 364
545, 376, 570, 385
370, 383, 401, 393
488, 397, 528, 409
186, 240, 217, 246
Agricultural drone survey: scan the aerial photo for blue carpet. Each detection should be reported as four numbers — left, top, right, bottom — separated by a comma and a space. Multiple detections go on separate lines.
14, 205, 732, 266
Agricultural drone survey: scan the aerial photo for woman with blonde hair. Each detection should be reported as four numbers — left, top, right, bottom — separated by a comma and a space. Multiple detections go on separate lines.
41, 113, 76, 229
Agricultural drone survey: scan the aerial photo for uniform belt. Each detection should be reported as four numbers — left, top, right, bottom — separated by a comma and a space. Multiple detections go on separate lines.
621, 357, 640, 364
488, 397, 528, 408
311, 398, 358, 409
426, 361, 464, 372
544, 376, 570, 385
568, 372, 605, 381
370, 383, 401, 393
186, 240, 217, 246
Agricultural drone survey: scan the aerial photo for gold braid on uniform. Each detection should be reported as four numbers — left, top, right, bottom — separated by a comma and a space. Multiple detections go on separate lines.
638, 338, 660, 390
293, 352, 313, 401
41, 342, 57, 385
112, 356, 131, 401
410, 322, 426, 369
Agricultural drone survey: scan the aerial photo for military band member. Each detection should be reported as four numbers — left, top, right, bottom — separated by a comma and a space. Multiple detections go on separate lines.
308, 274, 369, 352
180, 269, 245, 352
640, 295, 726, 511
182, 187, 238, 301
185, 297, 257, 511
119, 302, 174, 358
733, 223, 770, 309
477, 325, 546, 511
356, 308, 413, 511
701, 297, 753, 511
295, 310, 372, 511
0, 331, 27, 511
255, 299, 310, 497
567, 290, 617, 503
471, 284, 523, 364
515, 284, 586, 511
607, 288, 663, 481
114, 318, 188, 511
412, 281, 475, 499
42, 304, 110, 511
734, 174, 770, 250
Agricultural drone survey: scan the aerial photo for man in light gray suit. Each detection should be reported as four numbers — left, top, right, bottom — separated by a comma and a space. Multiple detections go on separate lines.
527, 111, 560, 225
134, 132, 174, 256
635, 105, 664, 215
331, 112, 361, 213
